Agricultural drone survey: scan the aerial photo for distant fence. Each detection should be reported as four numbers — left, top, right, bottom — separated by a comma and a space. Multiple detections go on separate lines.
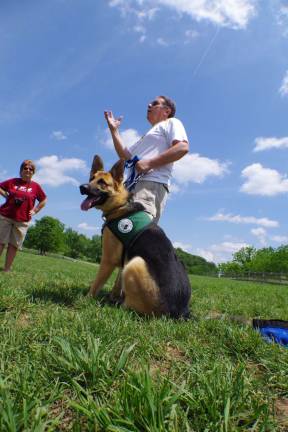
219, 272, 288, 286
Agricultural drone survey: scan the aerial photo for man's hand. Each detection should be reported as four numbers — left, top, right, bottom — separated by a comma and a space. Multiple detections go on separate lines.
135, 159, 152, 174
104, 111, 123, 132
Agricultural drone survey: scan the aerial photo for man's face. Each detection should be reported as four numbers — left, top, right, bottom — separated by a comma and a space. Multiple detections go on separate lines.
147, 97, 170, 125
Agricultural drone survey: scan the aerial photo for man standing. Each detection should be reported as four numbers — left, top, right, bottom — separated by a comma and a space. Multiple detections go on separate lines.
104, 95, 189, 223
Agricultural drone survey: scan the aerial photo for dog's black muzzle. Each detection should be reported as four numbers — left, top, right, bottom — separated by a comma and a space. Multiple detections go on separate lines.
79, 183, 109, 210
79, 183, 90, 195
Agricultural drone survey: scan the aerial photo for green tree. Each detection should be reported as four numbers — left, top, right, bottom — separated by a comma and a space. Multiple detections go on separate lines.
64, 228, 91, 259
232, 246, 256, 270
175, 248, 216, 275
24, 216, 65, 255
86, 235, 102, 263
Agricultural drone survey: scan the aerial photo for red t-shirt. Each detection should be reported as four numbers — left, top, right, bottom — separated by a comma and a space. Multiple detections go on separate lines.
0, 178, 47, 222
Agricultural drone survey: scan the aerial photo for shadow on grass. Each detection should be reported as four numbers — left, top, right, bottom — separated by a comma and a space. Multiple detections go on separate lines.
28, 283, 88, 306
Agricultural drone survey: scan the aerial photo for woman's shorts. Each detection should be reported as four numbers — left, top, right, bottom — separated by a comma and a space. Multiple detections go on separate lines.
0, 215, 30, 249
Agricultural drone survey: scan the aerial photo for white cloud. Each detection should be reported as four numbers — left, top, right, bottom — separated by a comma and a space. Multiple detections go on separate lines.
78, 223, 100, 232
279, 70, 288, 96
208, 212, 279, 227
197, 241, 250, 263
196, 249, 215, 263
109, 0, 257, 29
173, 241, 192, 252
156, 37, 169, 46
276, 4, 288, 37
133, 24, 147, 41
254, 136, 288, 152
169, 183, 180, 194
34, 155, 87, 187
184, 29, 199, 42
50, 130, 67, 141
251, 227, 267, 245
173, 153, 229, 185
271, 235, 288, 243
241, 163, 288, 196
101, 128, 141, 150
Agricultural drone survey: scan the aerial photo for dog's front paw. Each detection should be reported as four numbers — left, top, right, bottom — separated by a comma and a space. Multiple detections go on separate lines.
86, 289, 96, 298
109, 292, 124, 306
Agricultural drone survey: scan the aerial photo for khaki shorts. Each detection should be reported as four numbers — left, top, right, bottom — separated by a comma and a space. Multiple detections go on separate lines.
0, 215, 30, 249
132, 180, 168, 224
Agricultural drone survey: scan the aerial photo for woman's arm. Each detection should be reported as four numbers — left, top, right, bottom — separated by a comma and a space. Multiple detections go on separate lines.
29, 198, 47, 217
0, 186, 9, 198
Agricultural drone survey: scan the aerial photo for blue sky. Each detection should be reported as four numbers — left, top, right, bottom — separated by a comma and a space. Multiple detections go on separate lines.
0, 0, 287, 263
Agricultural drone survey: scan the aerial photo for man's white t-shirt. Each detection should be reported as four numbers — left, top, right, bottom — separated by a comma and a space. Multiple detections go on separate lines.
126, 118, 188, 186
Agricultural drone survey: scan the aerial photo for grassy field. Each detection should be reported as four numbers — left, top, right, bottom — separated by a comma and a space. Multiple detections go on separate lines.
0, 251, 287, 431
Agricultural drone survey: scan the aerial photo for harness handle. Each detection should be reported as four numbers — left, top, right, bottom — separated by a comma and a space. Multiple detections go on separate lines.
123, 155, 144, 192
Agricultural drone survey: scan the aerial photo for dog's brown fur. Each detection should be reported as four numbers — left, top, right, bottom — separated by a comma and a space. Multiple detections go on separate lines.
80, 155, 191, 318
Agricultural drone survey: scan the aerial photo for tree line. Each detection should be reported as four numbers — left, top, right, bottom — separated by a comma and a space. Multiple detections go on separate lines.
23, 216, 216, 275
24, 216, 102, 262
218, 245, 288, 275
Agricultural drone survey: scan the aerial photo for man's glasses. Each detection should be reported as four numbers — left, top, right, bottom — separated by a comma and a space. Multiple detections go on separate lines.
149, 100, 167, 108
23, 167, 34, 172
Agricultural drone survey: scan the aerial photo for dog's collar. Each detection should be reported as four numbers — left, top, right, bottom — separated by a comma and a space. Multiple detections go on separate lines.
102, 203, 131, 221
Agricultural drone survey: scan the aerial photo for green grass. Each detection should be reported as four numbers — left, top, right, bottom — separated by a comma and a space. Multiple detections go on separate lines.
0, 251, 287, 431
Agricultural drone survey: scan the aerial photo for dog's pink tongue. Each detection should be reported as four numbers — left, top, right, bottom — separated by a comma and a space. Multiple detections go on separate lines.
81, 197, 93, 211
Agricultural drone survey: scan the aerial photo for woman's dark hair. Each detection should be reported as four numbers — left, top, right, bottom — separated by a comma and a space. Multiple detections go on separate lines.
159, 95, 176, 118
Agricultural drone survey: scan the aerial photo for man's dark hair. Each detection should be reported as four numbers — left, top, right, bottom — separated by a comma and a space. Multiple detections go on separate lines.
159, 95, 176, 118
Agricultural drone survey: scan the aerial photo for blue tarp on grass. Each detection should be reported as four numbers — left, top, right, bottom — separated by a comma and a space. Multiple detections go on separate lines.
253, 319, 288, 347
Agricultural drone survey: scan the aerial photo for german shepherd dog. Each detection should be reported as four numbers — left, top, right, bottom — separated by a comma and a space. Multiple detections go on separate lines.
79, 155, 191, 319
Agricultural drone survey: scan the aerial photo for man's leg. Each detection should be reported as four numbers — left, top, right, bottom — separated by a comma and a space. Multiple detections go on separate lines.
132, 180, 168, 224
4, 243, 18, 272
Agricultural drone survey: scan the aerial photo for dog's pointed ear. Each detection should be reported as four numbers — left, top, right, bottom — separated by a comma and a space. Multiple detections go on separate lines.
89, 155, 104, 181
110, 159, 125, 183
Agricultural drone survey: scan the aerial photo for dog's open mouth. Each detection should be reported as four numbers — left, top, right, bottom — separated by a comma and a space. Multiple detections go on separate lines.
80, 185, 108, 211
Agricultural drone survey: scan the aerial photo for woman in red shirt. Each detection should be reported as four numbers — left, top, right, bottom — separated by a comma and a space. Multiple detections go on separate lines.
0, 160, 47, 272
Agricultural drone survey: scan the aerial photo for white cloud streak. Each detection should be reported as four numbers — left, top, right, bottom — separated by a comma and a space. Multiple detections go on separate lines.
50, 130, 67, 141
34, 155, 87, 187
241, 163, 288, 196
109, 0, 257, 29
279, 70, 288, 96
208, 212, 279, 227
254, 136, 288, 152
271, 235, 288, 243
276, 4, 288, 37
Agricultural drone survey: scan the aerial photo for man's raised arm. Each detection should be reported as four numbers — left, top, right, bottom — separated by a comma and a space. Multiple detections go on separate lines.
104, 111, 131, 160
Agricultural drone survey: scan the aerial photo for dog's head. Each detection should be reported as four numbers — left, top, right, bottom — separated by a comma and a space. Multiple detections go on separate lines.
79, 155, 128, 212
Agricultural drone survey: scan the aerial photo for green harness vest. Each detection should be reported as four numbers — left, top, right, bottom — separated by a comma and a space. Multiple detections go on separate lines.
104, 211, 152, 250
